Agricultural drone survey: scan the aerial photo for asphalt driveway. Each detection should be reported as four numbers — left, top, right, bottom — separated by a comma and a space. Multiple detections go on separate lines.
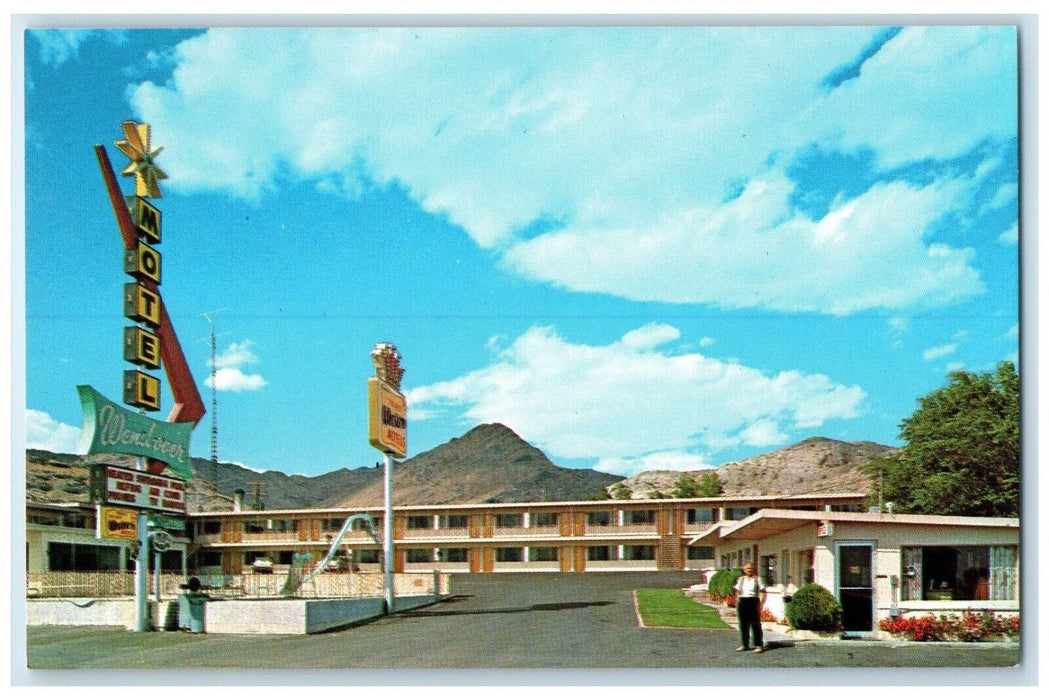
21, 571, 1026, 684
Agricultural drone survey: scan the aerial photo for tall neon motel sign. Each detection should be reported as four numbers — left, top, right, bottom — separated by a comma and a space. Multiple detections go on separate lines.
78, 122, 205, 480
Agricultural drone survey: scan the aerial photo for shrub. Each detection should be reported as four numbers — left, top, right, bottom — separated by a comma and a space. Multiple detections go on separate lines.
785, 584, 843, 632
707, 567, 742, 602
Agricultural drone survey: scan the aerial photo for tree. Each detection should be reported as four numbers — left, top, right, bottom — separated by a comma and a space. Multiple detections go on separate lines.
610, 482, 633, 500
671, 471, 724, 498
864, 361, 1019, 517
696, 471, 724, 497
670, 474, 702, 498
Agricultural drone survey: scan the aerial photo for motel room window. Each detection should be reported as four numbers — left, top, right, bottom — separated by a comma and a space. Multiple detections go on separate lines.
587, 546, 613, 561
796, 549, 815, 585
406, 515, 433, 530
531, 547, 559, 562
495, 513, 523, 528
901, 545, 1017, 602
277, 551, 295, 565
201, 520, 221, 535
726, 507, 751, 521
687, 508, 716, 524
439, 514, 469, 529
687, 546, 714, 560
243, 521, 266, 534
587, 511, 613, 526
160, 550, 183, 571
356, 550, 381, 564
495, 547, 524, 562
437, 548, 469, 563
760, 554, 778, 585
197, 551, 222, 567
47, 542, 121, 571
623, 545, 656, 561
406, 548, 434, 563
534, 512, 559, 527
626, 510, 655, 525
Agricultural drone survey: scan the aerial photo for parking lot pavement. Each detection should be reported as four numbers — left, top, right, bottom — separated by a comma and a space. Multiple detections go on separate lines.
21, 572, 1024, 681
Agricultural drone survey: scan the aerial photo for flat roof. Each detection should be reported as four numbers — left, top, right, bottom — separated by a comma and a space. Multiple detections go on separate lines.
688, 508, 1019, 545
183, 492, 868, 518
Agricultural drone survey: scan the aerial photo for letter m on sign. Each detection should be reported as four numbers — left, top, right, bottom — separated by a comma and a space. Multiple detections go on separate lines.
131, 196, 162, 244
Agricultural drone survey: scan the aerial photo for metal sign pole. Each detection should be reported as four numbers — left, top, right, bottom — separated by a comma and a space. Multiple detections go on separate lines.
384, 452, 395, 613
135, 509, 149, 631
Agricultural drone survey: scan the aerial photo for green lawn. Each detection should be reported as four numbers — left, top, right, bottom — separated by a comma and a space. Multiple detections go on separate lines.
634, 588, 733, 629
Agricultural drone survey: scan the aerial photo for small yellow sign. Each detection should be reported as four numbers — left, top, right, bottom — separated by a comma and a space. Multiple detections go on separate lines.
124, 241, 162, 284
124, 326, 161, 369
368, 377, 407, 458
124, 369, 161, 411
124, 283, 161, 327
99, 506, 138, 540
130, 196, 162, 244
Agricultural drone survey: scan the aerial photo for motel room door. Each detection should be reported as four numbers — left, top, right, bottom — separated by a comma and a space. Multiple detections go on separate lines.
836, 542, 875, 636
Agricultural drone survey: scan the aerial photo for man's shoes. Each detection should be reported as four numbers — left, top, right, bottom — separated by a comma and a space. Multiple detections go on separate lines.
735, 646, 749, 652
752, 646, 765, 653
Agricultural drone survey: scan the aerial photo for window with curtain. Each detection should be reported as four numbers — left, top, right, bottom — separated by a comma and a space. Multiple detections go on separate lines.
900, 545, 1017, 601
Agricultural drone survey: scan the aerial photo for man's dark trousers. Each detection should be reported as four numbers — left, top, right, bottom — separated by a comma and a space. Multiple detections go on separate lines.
737, 597, 763, 649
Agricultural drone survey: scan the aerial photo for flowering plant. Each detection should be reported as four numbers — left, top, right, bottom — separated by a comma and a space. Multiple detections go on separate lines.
878, 611, 1019, 642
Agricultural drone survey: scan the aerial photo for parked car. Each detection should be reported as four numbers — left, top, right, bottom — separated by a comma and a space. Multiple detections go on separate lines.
251, 557, 274, 573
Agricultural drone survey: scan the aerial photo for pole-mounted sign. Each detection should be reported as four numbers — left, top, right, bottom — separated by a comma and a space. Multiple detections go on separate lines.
78, 122, 204, 480
368, 343, 407, 458
368, 342, 405, 614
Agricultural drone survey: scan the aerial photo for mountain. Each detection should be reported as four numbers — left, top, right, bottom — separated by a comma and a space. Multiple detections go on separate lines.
24, 431, 892, 511
327, 423, 621, 507
23, 423, 620, 510
612, 437, 895, 499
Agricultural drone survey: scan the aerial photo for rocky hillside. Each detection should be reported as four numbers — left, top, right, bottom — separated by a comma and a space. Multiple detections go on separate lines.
24, 423, 620, 510
328, 423, 621, 507
612, 437, 894, 499
25, 430, 891, 511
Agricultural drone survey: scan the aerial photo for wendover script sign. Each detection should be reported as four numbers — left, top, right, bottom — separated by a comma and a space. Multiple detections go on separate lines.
77, 384, 194, 478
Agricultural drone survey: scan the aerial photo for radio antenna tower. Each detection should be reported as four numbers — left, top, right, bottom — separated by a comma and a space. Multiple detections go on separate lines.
198, 309, 228, 490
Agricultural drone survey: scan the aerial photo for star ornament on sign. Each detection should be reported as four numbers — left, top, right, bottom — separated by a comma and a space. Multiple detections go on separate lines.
115, 121, 167, 199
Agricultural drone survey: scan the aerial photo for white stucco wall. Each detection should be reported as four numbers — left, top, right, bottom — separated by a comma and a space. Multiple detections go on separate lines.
717, 518, 1020, 629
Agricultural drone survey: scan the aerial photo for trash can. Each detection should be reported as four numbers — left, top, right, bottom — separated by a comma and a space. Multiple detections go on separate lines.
178, 577, 207, 633
178, 592, 206, 632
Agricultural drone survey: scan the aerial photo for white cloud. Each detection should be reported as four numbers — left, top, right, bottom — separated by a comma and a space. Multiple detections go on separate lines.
213, 340, 260, 369
595, 452, 718, 478
26, 409, 82, 453
406, 324, 866, 465
699, 337, 716, 348
503, 167, 984, 314
206, 368, 267, 392
205, 340, 266, 391
923, 344, 958, 361
129, 26, 1013, 316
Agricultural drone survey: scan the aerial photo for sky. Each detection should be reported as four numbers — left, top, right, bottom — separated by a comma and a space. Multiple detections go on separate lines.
19, 24, 1021, 479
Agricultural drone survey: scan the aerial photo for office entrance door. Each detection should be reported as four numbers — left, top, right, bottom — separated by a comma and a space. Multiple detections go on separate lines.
837, 542, 875, 634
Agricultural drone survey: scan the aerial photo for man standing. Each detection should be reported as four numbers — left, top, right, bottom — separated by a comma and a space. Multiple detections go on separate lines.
734, 562, 767, 653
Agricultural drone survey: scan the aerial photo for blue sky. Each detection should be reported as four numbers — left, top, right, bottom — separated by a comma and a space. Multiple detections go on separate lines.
20, 25, 1020, 478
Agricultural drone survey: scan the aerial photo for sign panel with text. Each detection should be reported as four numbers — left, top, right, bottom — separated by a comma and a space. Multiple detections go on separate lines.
77, 384, 194, 477
368, 377, 407, 458
97, 506, 139, 540
91, 463, 187, 514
